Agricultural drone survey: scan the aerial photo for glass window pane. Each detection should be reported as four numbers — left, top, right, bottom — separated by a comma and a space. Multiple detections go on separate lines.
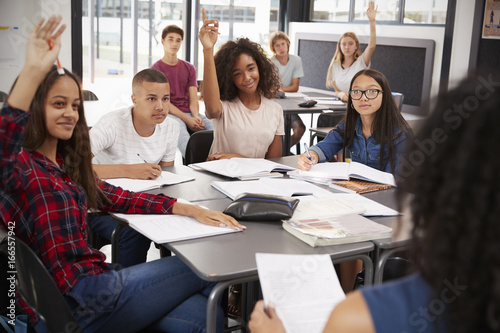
197, 0, 279, 79
354, 0, 399, 22
311, 0, 350, 22
404, 0, 448, 24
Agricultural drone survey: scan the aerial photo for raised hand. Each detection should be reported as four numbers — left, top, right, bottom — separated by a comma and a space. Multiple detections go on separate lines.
198, 8, 219, 49
366, 1, 378, 22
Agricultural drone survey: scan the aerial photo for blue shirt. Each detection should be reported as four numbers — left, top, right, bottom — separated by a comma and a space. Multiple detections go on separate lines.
361, 273, 451, 333
309, 116, 407, 175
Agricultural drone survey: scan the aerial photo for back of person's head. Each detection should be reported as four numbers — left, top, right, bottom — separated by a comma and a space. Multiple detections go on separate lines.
132, 68, 169, 94
342, 69, 411, 172
214, 37, 280, 100
161, 24, 184, 40
269, 31, 290, 54
18, 65, 107, 209
326, 32, 361, 88
401, 73, 500, 333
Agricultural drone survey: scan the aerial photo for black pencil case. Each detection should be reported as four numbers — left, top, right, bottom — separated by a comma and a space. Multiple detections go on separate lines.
223, 193, 299, 221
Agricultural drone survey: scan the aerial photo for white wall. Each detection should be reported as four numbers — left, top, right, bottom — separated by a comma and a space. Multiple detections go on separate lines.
0, 0, 72, 93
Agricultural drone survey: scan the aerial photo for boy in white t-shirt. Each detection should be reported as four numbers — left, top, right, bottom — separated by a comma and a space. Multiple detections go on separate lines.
89, 68, 179, 267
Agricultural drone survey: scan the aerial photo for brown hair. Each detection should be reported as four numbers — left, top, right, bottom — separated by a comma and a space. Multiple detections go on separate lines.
214, 37, 281, 100
326, 32, 362, 88
269, 31, 290, 54
161, 25, 184, 40
22, 66, 108, 209
132, 68, 169, 94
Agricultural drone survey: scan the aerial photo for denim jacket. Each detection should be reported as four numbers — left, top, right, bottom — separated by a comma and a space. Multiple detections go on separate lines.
309, 116, 408, 175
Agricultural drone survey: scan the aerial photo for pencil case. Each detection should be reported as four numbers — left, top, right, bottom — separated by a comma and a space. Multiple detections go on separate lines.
223, 193, 300, 221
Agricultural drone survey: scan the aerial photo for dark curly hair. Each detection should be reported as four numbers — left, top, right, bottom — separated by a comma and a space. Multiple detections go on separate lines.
214, 37, 281, 100
336, 69, 413, 174
399, 73, 500, 332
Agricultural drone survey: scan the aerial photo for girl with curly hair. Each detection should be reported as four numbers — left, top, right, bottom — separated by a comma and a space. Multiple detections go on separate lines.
199, 8, 284, 160
249, 73, 500, 333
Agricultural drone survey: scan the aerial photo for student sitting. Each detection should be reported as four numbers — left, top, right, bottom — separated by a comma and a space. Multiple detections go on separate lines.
89, 68, 179, 267
249, 72, 500, 333
0, 16, 244, 333
199, 8, 284, 161
299, 68, 412, 292
326, 1, 377, 102
269, 31, 306, 149
151, 24, 213, 157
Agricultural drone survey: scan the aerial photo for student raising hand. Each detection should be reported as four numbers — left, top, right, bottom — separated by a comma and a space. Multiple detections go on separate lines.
199, 8, 219, 50
366, 1, 378, 22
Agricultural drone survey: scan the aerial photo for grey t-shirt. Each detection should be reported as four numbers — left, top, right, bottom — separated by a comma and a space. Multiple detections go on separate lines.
271, 54, 304, 87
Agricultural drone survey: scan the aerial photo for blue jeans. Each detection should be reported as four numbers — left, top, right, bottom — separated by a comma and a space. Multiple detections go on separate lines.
169, 113, 213, 157
88, 214, 151, 267
34, 256, 224, 333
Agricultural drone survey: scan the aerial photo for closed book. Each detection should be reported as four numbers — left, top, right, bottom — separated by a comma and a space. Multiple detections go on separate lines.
283, 214, 392, 247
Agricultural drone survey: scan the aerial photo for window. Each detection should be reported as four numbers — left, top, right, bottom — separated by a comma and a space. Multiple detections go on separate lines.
312, 0, 448, 24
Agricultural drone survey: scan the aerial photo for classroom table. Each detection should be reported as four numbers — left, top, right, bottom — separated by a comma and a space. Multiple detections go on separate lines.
163, 198, 374, 333
274, 97, 345, 156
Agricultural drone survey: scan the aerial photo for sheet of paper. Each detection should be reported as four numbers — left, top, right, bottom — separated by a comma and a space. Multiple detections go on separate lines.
299, 162, 350, 180
112, 211, 241, 243
105, 171, 194, 192
348, 162, 396, 186
330, 193, 401, 216
290, 196, 366, 220
316, 100, 345, 105
256, 253, 345, 333
193, 158, 294, 178
284, 92, 308, 98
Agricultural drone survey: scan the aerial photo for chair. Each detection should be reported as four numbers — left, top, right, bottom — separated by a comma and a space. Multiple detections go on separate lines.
183, 130, 214, 165
391, 92, 404, 111
87, 212, 126, 264
7, 235, 83, 333
0, 91, 8, 102
309, 112, 345, 146
83, 90, 99, 101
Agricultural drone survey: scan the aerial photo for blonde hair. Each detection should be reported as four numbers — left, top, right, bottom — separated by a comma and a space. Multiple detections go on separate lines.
326, 32, 362, 88
269, 31, 290, 54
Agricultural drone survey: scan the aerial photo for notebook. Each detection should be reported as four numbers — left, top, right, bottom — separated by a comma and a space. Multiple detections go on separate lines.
190, 158, 295, 179
105, 171, 194, 192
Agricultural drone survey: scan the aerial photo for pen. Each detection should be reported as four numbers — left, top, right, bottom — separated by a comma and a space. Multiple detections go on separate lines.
304, 143, 312, 161
48, 39, 65, 75
137, 153, 162, 178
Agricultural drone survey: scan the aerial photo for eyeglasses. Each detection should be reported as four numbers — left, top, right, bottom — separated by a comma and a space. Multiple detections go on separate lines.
349, 89, 383, 100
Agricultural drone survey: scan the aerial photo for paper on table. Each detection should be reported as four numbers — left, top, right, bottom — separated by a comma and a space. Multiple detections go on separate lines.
290, 196, 365, 220
211, 178, 334, 200
105, 171, 194, 192
256, 253, 345, 333
112, 210, 241, 244
191, 158, 295, 178
330, 193, 401, 216
284, 92, 308, 98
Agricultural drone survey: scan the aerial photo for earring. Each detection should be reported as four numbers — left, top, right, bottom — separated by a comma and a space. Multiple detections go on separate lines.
351, 103, 354, 109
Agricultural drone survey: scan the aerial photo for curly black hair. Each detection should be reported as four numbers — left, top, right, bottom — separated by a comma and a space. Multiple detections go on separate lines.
336, 69, 413, 174
399, 73, 500, 333
214, 37, 281, 100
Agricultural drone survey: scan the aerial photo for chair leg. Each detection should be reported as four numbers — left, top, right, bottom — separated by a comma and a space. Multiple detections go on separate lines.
295, 142, 301, 155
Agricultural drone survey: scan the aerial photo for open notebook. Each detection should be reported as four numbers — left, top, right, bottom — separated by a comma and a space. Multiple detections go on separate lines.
104, 171, 194, 192
190, 158, 295, 179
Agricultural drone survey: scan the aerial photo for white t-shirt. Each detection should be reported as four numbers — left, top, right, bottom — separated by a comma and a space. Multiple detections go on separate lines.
209, 96, 284, 158
90, 106, 179, 165
271, 54, 304, 87
330, 56, 369, 93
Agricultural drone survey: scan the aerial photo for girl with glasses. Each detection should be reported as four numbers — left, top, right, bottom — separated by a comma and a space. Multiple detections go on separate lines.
299, 69, 412, 177
326, 1, 377, 102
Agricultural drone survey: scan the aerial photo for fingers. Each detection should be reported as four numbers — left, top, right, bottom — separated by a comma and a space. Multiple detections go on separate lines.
267, 302, 278, 319
208, 211, 246, 230
38, 15, 62, 40
202, 7, 207, 21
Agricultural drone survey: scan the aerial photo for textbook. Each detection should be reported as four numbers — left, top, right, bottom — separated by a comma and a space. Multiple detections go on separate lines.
211, 178, 335, 200
288, 161, 396, 186
190, 158, 295, 179
111, 206, 242, 244
256, 253, 345, 333
105, 171, 195, 192
283, 214, 393, 247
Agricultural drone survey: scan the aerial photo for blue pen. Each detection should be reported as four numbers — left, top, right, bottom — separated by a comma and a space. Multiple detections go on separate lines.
303, 143, 312, 161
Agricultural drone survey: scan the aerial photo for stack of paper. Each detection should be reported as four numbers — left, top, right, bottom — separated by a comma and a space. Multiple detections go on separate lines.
105, 171, 194, 192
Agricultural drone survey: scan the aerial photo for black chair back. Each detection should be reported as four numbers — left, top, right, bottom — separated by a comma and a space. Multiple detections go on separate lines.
184, 130, 214, 165
14, 236, 83, 333
83, 90, 99, 101
391, 92, 404, 111
0, 91, 8, 102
